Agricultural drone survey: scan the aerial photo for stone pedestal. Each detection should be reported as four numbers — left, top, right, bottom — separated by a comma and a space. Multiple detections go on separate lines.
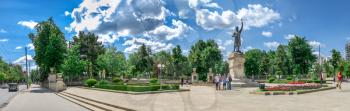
48, 73, 66, 92
228, 52, 245, 79
191, 68, 198, 82
207, 68, 214, 83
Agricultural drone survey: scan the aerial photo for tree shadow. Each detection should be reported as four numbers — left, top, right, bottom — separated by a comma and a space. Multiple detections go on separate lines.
30, 88, 53, 93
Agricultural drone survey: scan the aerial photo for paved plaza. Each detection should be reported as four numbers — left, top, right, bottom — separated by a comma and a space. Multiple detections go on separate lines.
62, 82, 350, 111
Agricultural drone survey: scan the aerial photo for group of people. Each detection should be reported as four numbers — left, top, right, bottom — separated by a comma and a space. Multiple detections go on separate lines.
214, 74, 233, 90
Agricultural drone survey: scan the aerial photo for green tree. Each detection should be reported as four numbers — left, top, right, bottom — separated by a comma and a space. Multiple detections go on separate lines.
28, 17, 66, 81
244, 49, 262, 79
275, 45, 289, 79
330, 49, 341, 81
188, 39, 222, 81
171, 45, 190, 78
73, 31, 105, 77
61, 45, 86, 82
128, 44, 153, 78
97, 46, 127, 78
259, 51, 270, 79
288, 36, 316, 78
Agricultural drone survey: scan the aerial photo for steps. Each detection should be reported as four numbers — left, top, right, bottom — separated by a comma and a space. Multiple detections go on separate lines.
56, 92, 132, 111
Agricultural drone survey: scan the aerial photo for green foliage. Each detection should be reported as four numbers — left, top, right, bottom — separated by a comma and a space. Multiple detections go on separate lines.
188, 39, 222, 81
286, 76, 293, 80
28, 17, 67, 81
97, 46, 127, 78
268, 77, 276, 83
73, 31, 105, 77
61, 45, 86, 81
172, 45, 191, 77
127, 44, 153, 77
288, 36, 316, 76
275, 45, 289, 76
96, 80, 109, 86
244, 49, 262, 77
0, 72, 6, 81
112, 77, 123, 84
85, 78, 97, 87
149, 78, 160, 85
96, 84, 179, 92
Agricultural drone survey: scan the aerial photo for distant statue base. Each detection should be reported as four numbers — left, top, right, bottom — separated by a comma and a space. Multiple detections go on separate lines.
48, 73, 66, 92
228, 52, 245, 79
228, 52, 258, 87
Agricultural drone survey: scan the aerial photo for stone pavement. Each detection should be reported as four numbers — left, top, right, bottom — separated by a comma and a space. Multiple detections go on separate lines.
2, 84, 88, 111
64, 82, 350, 111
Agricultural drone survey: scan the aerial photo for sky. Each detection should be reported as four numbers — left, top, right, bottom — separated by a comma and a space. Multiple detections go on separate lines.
1, 0, 350, 68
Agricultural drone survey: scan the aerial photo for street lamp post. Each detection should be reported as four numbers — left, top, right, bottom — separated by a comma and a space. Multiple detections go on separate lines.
157, 64, 165, 90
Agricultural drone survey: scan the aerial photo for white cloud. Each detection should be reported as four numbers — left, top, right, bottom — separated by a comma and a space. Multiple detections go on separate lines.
15, 46, 23, 50
66, 0, 182, 44
144, 19, 193, 40
123, 38, 174, 53
224, 40, 233, 46
0, 29, 7, 33
27, 43, 34, 50
243, 46, 254, 52
193, 4, 280, 30
64, 11, 71, 16
284, 34, 295, 40
17, 20, 38, 29
261, 31, 272, 37
237, 4, 280, 29
264, 41, 280, 49
13, 55, 34, 65
0, 39, 8, 42
308, 41, 323, 48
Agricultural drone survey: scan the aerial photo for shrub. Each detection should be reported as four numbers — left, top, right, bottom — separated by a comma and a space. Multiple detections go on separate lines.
97, 80, 109, 86
268, 77, 275, 83
286, 76, 293, 80
112, 77, 123, 84
85, 78, 97, 87
127, 85, 152, 92
96, 84, 127, 91
149, 78, 160, 85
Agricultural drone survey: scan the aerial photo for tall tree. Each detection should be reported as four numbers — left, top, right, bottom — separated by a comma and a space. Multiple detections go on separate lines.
288, 36, 316, 78
28, 17, 66, 81
73, 31, 105, 77
188, 39, 222, 81
171, 45, 189, 78
330, 49, 341, 81
97, 46, 127, 78
61, 45, 86, 82
244, 49, 262, 79
127, 44, 154, 78
275, 45, 289, 79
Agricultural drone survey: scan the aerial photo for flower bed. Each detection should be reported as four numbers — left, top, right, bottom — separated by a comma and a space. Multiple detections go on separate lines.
265, 83, 321, 91
288, 81, 305, 84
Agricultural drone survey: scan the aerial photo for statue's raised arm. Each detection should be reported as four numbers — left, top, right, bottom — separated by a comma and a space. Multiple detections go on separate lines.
239, 19, 243, 33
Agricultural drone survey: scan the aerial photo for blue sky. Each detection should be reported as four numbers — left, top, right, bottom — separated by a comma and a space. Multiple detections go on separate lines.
1, 0, 350, 66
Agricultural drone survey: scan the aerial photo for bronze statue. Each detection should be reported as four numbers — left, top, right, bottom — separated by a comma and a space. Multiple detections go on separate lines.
232, 19, 243, 53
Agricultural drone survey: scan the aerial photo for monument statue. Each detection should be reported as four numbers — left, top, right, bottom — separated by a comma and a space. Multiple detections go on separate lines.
232, 19, 243, 53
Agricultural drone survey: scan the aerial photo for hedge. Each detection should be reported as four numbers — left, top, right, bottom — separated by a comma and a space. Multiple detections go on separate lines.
95, 84, 179, 92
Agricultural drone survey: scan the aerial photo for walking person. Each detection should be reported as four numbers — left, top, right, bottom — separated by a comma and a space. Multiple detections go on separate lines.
214, 75, 220, 90
181, 77, 184, 87
223, 75, 227, 90
337, 71, 343, 90
228, 75, 232, 90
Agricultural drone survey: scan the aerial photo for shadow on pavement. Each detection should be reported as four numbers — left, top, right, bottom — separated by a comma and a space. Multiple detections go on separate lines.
30, 88, 53, 93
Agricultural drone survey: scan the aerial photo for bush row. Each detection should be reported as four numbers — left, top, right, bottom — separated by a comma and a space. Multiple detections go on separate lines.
95, 84, 179, 92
